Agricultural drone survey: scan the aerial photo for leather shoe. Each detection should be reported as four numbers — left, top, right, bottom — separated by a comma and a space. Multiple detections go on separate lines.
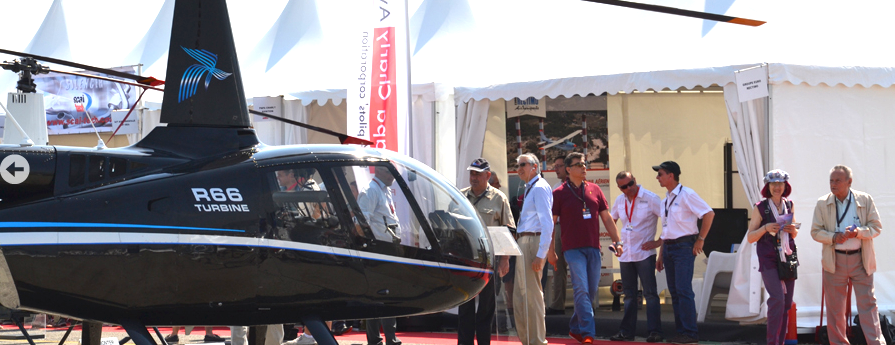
204, 334, 225, 343
669, 334, 698, 344
609, 333, 633, 341
646, 333, 664, 343
583, 336, 594, 344
569, 332, 584, 343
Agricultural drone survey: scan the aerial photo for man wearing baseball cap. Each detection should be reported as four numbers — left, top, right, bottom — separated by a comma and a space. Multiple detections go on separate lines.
457, 158, 515, 345
652, 161, 715, 344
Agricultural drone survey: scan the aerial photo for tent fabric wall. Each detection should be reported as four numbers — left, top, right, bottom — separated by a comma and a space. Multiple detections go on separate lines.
770, 81, 895, 326
455, 99, 490, 188
606, 92, 730, 209
606, 92, 732, 280
481, 101, 508, 196
722, 82, 770, 323
252, 99, 308, 146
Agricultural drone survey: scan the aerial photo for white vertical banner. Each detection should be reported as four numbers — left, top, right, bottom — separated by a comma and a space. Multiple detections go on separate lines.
348, 0, 410, 153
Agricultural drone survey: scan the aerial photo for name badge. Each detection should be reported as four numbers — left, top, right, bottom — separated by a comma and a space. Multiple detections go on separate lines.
662, 218, 668, 228
625, 223, 634, 231
582, 208, 592, 219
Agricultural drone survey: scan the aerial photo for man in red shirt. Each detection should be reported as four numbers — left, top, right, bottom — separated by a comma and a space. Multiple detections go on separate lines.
552, 152, 623, 344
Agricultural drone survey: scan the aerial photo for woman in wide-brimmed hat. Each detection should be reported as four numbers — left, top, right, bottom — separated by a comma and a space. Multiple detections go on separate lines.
747, 169, 799, 345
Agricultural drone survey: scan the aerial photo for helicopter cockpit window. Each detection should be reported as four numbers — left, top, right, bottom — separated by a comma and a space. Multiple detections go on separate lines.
69, 154, 86, 187
88, 155, 106, 182
269, 167, 346, 248
336, 165, 430, 249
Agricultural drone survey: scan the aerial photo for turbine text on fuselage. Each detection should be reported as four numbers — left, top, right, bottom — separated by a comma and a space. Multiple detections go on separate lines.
191, 187, 249, 212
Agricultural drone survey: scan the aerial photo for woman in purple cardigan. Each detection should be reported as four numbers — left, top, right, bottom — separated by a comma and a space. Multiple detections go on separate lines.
747, 169, 799, 345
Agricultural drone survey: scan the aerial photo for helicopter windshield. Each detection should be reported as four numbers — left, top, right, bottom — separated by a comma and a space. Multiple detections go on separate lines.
380, 153, 490, 264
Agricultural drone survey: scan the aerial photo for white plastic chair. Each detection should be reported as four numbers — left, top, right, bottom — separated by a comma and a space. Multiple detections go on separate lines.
696, 251, 738, 322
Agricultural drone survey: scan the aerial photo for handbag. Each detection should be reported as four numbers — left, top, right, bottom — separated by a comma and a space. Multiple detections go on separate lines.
775, 231, 799, 280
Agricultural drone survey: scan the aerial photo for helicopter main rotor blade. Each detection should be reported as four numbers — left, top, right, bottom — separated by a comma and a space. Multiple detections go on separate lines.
50, 70, 164, 92
0, 48, 164, 86
582, 0, 765, 26
249, 110, 374, 146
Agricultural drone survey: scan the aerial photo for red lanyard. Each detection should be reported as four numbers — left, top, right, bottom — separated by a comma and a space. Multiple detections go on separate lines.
625, 196, 636, 224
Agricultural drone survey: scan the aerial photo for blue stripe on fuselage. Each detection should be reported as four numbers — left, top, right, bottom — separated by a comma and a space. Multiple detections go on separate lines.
0, 222, 244, 233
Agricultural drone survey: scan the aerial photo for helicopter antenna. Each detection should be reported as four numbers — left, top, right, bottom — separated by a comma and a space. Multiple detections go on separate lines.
81, 109, 106, 150
0, 101, 35, 146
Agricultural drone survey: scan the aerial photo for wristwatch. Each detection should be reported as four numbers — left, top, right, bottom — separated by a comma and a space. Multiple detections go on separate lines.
613, 241, 624, 247
697, 236, 706, 241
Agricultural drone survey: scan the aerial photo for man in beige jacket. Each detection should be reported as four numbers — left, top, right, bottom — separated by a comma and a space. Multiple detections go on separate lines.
811, 165, 885, 345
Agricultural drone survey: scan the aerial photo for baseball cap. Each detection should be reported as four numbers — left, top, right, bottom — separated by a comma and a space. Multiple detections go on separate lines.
652, 161, 681, 176
467, 158, 491, 172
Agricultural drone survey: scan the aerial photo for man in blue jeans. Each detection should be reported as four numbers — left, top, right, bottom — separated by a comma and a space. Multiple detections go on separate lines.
610, 171, 664, 342
653, 161, 715, 344
552, 152, 622, 344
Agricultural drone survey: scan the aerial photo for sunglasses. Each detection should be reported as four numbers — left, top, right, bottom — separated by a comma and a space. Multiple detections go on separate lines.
515, 162, 530, 170
618, 180, 636, 190
569, 162, 586, 168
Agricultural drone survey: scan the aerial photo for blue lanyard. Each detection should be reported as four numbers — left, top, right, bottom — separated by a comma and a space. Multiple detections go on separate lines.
523, 176, 539, 200
835, 192, 852, 228
664, 185, 682, 219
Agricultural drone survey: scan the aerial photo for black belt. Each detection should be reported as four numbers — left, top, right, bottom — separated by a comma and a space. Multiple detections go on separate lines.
835, 249, 862, 255
518, 232, 541, 237
664, 235, 696, 244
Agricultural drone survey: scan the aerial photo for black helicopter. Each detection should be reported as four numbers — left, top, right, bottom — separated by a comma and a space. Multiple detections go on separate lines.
0, 1, 492, 345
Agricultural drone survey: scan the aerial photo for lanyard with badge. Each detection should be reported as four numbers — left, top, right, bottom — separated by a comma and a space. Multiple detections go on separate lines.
663, 185, 682, 228
624, 195, 636, 231
835, 192, 853, 231
523, 176, 539, 201
566, 181, 592, 220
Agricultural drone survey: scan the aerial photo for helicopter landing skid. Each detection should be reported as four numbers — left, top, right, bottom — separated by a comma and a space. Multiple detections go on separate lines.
301, 316, 336, 345
119, 319, 162, 345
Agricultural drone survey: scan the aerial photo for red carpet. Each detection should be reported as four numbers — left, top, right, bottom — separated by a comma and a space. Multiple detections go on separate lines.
334, 332, 647, 345
3, 325, 654, 345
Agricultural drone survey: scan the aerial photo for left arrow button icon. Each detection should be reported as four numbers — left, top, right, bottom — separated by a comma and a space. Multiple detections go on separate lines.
0, 155, 30, 185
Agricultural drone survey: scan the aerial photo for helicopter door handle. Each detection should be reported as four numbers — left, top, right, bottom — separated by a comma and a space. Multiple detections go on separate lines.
377, 289, 389, 295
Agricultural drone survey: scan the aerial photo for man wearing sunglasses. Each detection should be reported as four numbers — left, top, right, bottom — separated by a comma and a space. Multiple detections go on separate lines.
551, 152, 621, 344
609, 172, 663, 343
653, 161, 714, 344
512, 153, 555, 345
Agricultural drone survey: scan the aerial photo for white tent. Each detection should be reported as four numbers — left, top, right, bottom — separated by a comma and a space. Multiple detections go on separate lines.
452, 63, 895, 327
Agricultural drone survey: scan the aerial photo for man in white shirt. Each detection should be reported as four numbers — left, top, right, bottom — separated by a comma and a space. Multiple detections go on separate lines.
356, 165, 401, 345
357, 165, 401, 243
513, 153, 555, 345
653, 161, 714, 344
609, 172, 664, 342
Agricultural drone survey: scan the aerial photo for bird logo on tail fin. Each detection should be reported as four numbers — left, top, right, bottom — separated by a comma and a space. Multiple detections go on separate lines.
178, 47, 232, 103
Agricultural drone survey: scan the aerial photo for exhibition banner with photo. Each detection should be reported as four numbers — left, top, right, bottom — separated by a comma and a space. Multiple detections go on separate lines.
505, 95, 614, 280
347, 0, 409, 152
35, 66, 140, 135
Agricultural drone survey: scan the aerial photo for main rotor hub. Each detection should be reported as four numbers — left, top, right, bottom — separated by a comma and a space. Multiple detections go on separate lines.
0, 57, 50, 93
